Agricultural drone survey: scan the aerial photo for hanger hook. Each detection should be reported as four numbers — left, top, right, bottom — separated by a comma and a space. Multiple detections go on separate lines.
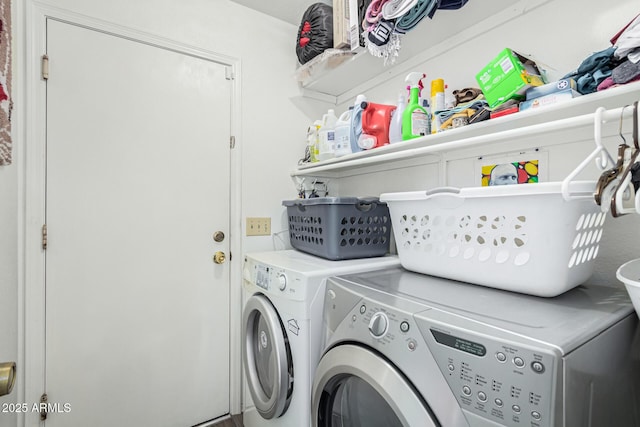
619, 104, 630, 146
633, 100, 639, 150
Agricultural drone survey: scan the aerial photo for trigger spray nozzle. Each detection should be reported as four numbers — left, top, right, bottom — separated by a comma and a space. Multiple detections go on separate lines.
405, 72, 426, 89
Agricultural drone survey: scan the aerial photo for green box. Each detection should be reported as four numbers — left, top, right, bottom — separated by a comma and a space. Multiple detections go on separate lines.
476, 48, 547, 108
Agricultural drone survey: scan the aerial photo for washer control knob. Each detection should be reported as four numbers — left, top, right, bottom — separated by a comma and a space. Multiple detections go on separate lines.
277, 273, 287, 291
369, 312, 389, 339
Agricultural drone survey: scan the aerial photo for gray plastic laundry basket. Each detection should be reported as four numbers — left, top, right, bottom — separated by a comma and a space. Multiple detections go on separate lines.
282, 197, 391, 260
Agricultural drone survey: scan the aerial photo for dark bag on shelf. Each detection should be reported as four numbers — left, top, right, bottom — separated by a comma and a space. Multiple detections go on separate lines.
296, 3, 334, 65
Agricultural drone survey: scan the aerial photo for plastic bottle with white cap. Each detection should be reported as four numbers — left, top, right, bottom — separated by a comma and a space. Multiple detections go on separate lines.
389, 93, 406, 143
334, 108, 353, 157
317, 109, 338, 161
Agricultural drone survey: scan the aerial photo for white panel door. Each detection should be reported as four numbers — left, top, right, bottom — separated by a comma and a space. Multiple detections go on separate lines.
45, 19, 231, 427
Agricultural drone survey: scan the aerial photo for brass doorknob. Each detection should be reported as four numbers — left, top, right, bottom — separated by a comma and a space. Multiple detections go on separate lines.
0, 362, 16, 397
213, 251, 226, 264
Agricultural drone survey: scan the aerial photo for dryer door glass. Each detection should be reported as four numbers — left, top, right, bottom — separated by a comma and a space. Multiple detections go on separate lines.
253, 314, 276, 396
243, 294, 293, 419
312, 344, 437, 427
328, 376, 403, 426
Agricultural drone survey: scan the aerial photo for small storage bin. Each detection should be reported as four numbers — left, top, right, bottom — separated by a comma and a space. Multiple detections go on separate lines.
283, 197, 391, 260
380, 181, 606, 297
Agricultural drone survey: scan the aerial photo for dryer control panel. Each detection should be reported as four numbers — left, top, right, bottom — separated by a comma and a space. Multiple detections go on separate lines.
245, 259, 309, 301
417, 315, 557, 427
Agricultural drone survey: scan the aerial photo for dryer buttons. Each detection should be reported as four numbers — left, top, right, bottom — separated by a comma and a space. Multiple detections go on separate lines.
368, 312, 389, 339
400, 321, 410, 333
531, 361, 545, 374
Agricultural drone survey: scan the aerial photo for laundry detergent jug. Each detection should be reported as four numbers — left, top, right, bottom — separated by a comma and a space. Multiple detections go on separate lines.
358, 101, 396, 149
334, 108, 353, 157
318, 109, 338, 161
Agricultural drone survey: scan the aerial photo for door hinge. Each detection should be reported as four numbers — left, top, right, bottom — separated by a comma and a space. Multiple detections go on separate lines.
40, 393, 48, 420
230, 136, 236, 149
41, 55, 49, 80
224, 66, 234, 81
42, 224, 47, 250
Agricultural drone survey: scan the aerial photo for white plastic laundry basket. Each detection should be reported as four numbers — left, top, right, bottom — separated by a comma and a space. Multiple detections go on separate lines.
616, 259, 640, 319
380, 181, 605, 297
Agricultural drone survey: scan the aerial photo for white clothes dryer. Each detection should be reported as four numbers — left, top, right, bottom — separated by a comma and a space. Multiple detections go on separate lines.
312, 267, 640, 427
241, 250, 400, 427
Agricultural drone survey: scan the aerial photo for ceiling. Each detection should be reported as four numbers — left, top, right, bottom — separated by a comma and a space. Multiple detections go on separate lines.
229, 0, 325, 26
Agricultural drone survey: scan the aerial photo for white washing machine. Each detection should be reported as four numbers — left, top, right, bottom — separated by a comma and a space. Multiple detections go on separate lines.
241, 250, 400, 427
312, 267, 640, 427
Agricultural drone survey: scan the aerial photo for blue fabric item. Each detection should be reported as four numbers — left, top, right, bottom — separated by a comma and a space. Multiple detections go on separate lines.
395, 0, 437, 34
563, 46, 618, 94
434, 99, 488, 122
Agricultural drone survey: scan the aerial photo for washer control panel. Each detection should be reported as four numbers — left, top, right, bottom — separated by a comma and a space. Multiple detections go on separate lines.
423, 322, 556, 427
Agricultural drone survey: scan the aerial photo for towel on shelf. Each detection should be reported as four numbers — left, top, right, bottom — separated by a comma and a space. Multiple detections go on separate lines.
0, 0, 11, 166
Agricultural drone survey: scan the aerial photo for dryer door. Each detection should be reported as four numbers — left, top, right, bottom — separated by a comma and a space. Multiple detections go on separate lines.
243, 294, 293, 420
312, 344, 438, 427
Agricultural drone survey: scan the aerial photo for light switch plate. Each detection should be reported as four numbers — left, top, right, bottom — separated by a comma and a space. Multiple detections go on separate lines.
246, 217, 271, 236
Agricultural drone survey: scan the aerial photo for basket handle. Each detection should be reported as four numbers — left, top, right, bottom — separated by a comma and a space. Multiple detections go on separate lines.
425, 187, 461, 196
294, 203, 307, 212
424, 187, 465, 209
355, 197, 379, 212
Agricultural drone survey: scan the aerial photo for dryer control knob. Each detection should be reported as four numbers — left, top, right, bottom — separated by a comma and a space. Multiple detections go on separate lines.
369, 312, 389, 339
277, 273, 287, 291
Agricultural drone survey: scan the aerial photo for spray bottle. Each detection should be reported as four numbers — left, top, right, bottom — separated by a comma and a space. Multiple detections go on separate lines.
388, 93, 406, 143
402, 73, 429, 140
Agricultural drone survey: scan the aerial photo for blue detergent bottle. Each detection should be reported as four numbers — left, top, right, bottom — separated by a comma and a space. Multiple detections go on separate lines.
349, 94, 367, 153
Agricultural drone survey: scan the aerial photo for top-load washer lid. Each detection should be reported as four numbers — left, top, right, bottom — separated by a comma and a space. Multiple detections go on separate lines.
331, 267, 634, 354
244, 250, 400, 278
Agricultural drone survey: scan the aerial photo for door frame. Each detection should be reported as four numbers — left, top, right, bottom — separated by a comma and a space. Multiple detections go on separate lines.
20, 3, 243, 425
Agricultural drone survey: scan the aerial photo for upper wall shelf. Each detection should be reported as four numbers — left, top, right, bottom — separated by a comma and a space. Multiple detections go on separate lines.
295, 0, 550, 104
291, 82, 640, 179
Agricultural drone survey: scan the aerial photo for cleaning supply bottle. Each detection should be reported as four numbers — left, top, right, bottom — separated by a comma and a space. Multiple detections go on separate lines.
430, 78, 445, 134
389, 93, 406, 143
318, 109, 338, 161
402, 73, 429, 140
359, 101, 396, 149
334, 108, 353, 157
306, 120, 322, 162
350, 95, 367, 153
444, 84, 456, 109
